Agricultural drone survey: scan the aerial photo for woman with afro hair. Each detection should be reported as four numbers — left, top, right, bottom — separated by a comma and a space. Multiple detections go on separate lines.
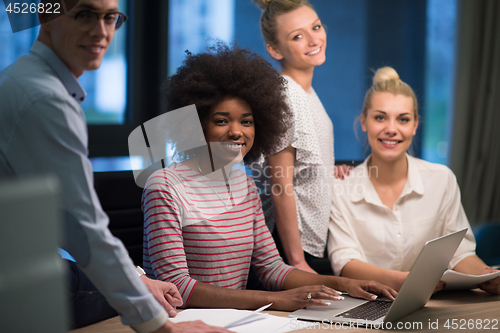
141, 44, 396, 311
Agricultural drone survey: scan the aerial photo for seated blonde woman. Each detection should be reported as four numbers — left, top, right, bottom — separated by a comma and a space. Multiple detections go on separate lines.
142, 45, 396, 312
328, 67, 500, 295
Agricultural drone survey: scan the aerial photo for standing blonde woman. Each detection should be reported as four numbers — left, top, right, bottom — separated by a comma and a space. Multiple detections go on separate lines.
253, 0, 349, 274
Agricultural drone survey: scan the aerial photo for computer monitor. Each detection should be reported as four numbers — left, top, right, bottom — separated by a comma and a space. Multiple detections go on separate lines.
0, 175, 67, 332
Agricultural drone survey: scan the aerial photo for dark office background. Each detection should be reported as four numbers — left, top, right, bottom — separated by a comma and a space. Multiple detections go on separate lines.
2, 0, 498, 223
0, 0, 453, 163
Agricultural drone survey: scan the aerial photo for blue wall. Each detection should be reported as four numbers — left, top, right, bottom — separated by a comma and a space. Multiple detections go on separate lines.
234, 0, 426, 162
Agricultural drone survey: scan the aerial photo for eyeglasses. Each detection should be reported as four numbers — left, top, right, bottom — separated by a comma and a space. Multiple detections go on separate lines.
66, 10, 128, 31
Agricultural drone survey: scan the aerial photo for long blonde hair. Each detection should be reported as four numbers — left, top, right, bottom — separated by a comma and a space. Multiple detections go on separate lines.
253, 0, 315, 46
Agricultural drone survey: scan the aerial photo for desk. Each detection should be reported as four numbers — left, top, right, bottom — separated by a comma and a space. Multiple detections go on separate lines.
71, 290, 500, 333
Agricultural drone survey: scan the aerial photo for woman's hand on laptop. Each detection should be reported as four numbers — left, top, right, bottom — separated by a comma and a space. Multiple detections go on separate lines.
343, 279, 397, 301
271, 285, 345, 311
433, 281, 446, 294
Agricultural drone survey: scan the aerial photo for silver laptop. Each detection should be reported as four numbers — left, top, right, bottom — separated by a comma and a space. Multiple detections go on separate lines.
290, 228, 467, 326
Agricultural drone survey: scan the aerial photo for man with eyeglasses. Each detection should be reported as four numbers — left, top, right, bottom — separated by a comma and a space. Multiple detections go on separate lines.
0, 1, 231, 332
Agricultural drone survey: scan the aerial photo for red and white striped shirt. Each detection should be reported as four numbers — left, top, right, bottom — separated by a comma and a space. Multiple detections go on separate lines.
142, 163, 293, 305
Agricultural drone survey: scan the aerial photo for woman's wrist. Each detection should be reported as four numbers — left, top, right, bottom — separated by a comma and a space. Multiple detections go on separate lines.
280, 241, 304, 265
324, 276, 347, 292
391, 271, 408, 290
288, 255, 307, 266
264, 291, 279, 309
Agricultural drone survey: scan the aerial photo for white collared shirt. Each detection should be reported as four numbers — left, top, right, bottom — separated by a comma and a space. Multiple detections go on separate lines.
328, 154, 476, 275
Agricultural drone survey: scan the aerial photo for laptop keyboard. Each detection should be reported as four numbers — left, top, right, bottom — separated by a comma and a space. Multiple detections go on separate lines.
335, 300, 392, 321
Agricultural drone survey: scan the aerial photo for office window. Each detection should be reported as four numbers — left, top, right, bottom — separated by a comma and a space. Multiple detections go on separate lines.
168, 0, 235, 76
0, 0, 129, 125
422, 0, 457, 165
82, 0, 129, 124
0, 8, 39, 71
91, 156, 143, 172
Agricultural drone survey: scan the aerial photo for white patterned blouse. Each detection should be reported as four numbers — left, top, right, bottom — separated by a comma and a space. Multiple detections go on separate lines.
253, 75, 335, 258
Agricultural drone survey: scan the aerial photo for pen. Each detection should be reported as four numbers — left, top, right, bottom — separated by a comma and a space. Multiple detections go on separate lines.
254, 302, 273, 313
225, 303, 273, 328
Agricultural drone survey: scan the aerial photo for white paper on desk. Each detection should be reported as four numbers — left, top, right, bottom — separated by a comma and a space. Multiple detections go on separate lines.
170, 308, 298, 332
442, 270, 500, 290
